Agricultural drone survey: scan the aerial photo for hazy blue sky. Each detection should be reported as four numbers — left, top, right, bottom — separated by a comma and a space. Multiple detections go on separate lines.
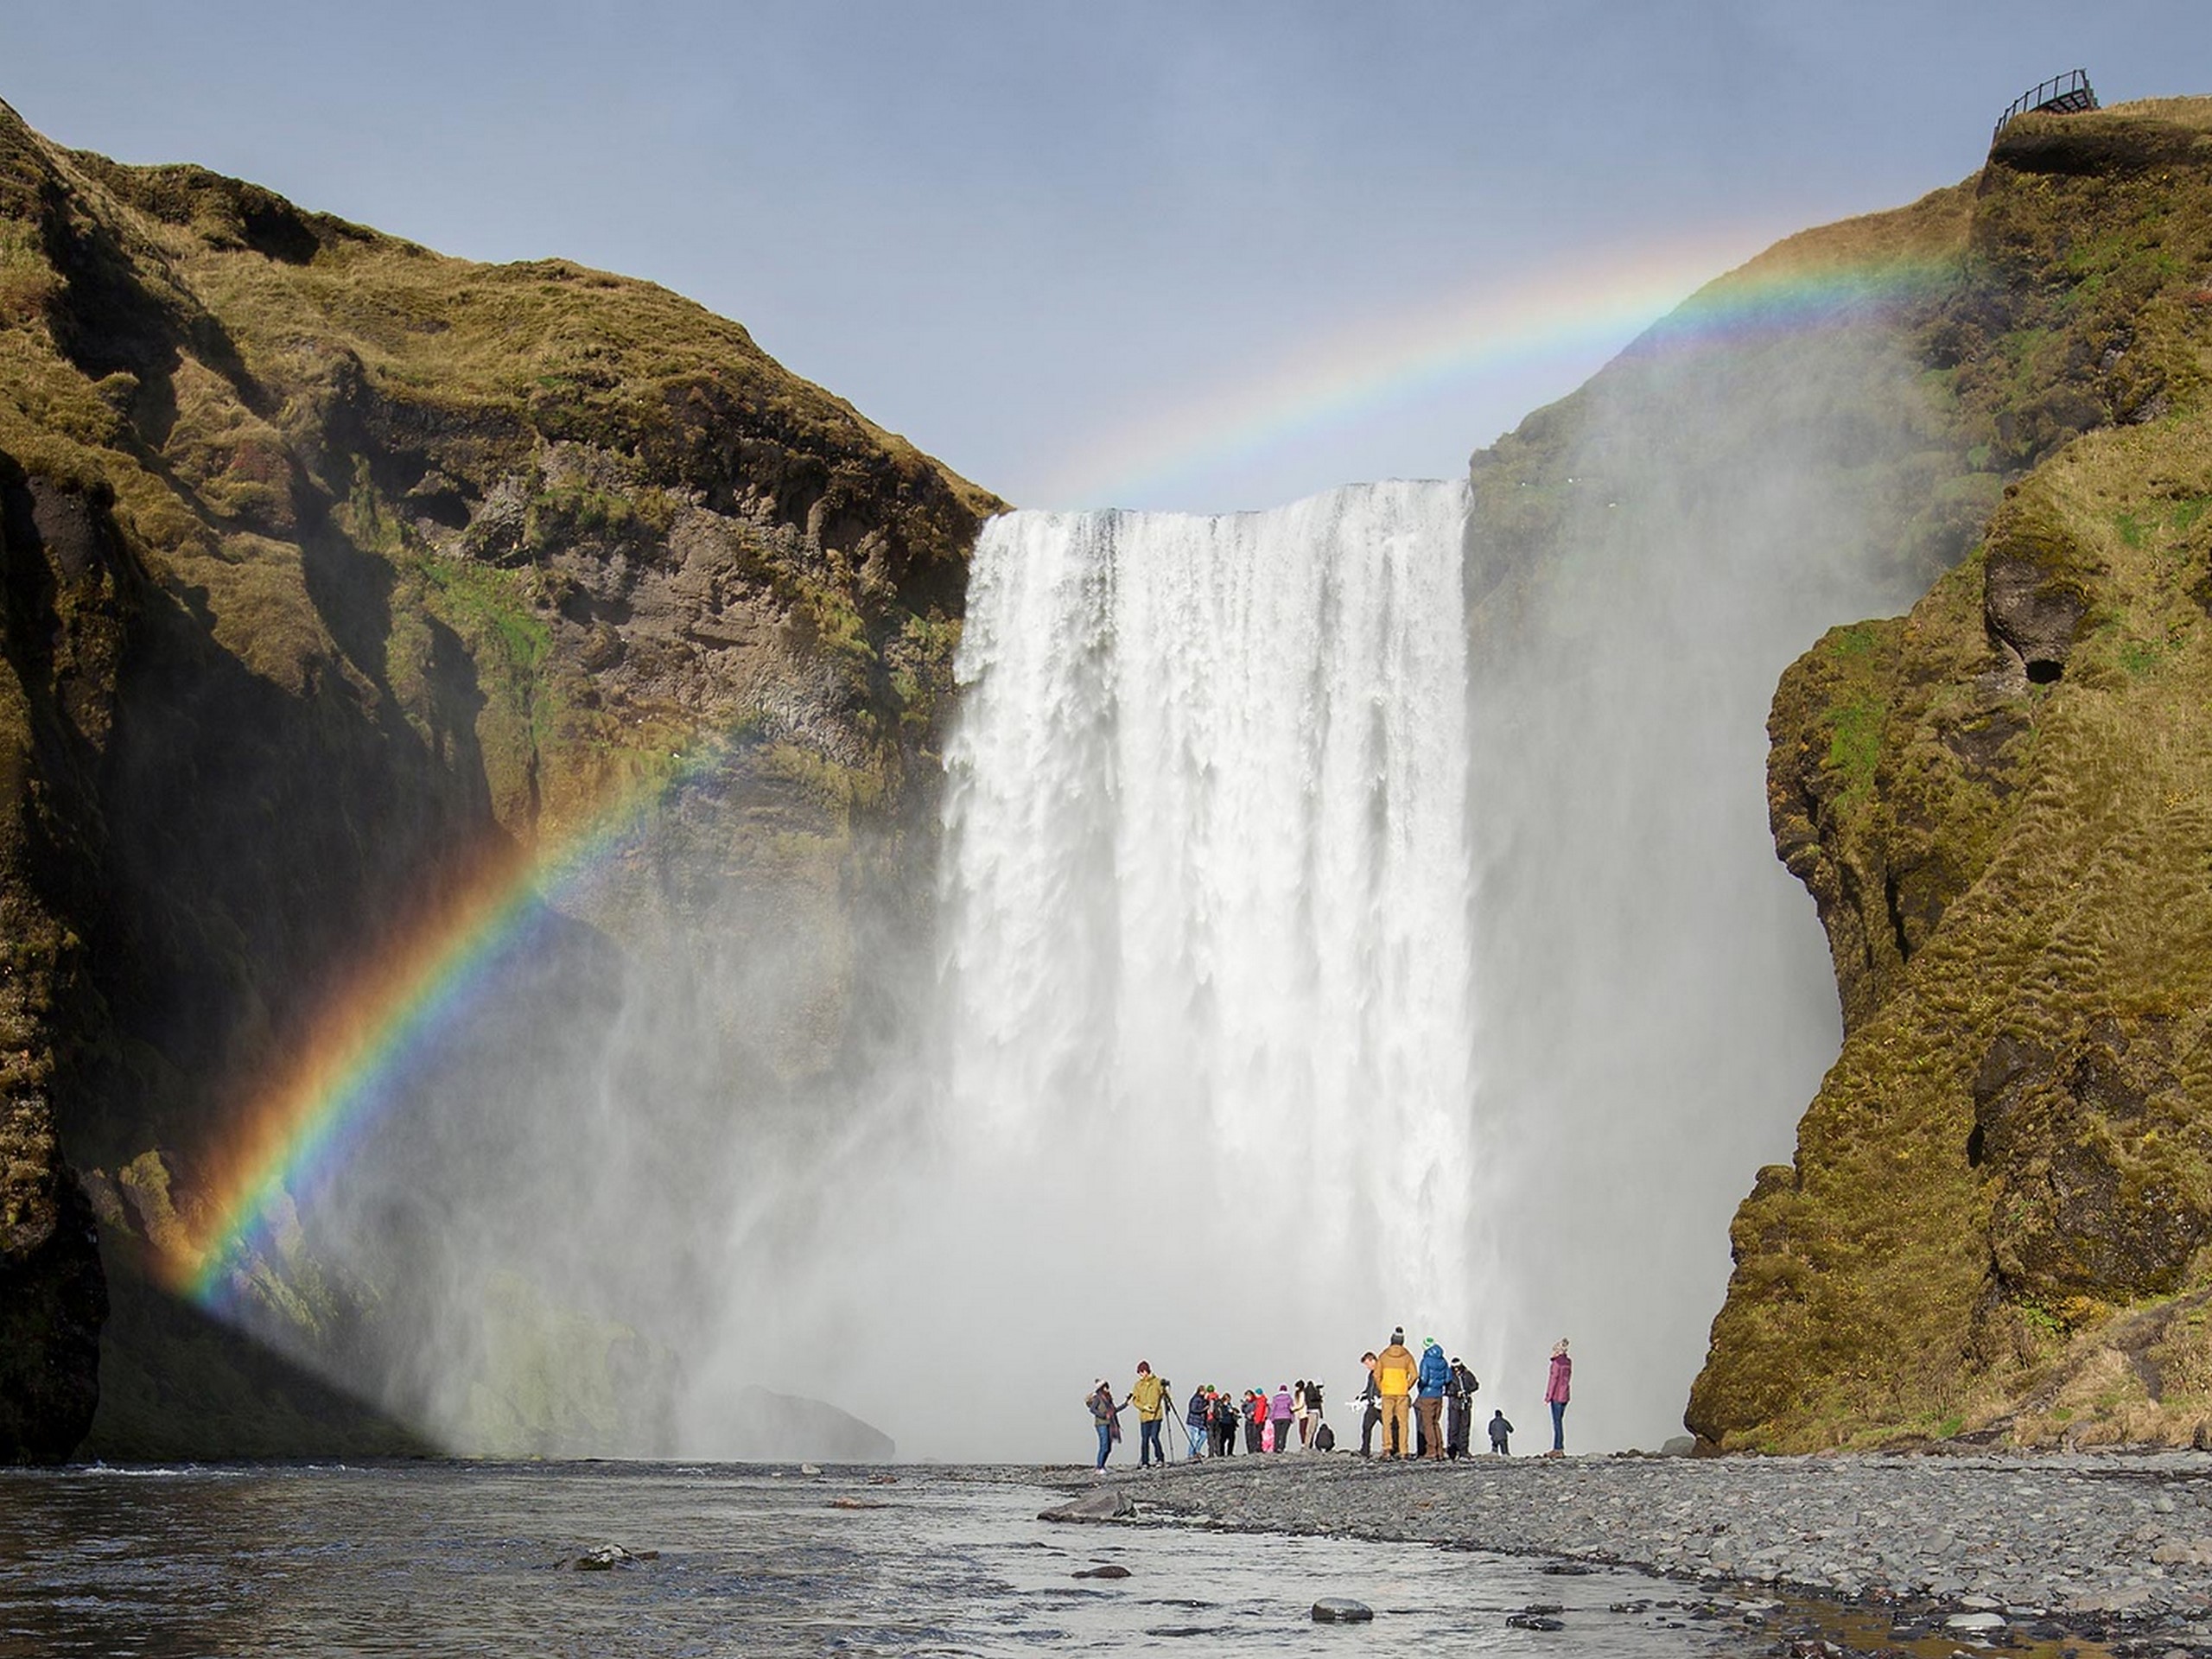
3, 3, 2200, 511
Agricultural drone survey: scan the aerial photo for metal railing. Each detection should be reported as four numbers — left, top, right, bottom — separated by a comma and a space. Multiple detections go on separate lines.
1993, 69, 2098, 139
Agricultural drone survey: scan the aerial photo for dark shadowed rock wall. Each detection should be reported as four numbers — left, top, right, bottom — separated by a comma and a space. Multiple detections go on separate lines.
0, 97, 996, 1458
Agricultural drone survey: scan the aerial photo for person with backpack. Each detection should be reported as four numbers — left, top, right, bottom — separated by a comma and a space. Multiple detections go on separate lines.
1211, 1390, 1238, 1457
1086, 1380, 1122, 1471
1185, 1385, 1212, 1459
1446, 1357, 1478, 1459
1414, 1338, 1451, 1461
1488, 1408, 1514, 1455
1375, 1330, 1416, 1459
1243, 1389, 1266, 1453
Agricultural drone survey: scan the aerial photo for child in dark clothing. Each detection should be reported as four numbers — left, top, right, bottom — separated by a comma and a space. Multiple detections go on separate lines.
1488, 1408, 1513, 1455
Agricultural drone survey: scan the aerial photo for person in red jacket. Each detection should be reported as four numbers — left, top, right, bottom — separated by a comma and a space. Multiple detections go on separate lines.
1544, 1339, 1573, 1456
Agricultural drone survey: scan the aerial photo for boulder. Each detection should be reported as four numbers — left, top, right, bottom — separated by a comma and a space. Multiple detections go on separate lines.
570, 1545, 659, 1570
1039, 1489, 1135, 1523
1312, 1598, 1373, 1623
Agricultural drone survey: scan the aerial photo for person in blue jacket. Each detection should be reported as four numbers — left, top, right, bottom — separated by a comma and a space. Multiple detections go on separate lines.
1414, 1338, 1452, 1461
1185, 1385, 1212, 1459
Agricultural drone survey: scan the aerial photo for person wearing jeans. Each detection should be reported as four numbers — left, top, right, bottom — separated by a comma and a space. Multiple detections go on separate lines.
1088, 1381, 1121, 1470
1544, 1339, 1573, 1456
1185, 1386, 1211, 1459
1128, 1362, 1169, 1466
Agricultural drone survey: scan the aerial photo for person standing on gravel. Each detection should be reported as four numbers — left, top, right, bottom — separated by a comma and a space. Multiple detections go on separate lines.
1268, 1383, 1296, 1452
1446, 1356, 1478, 1459
1414, 1338, 1451, 1461
1185, 1385, 1211, 1459
1087, 1380, 1122, 1470
1488, 1408, 1513, 1455
1128, 1362, 1170, 1467
1376, 1329, 1417, 1459
1544, 1339, 1573, 1456
1355, 1352, 1382, 1457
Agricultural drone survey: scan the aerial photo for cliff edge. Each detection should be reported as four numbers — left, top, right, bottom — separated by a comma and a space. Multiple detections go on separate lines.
1690, 99, 2212, 1450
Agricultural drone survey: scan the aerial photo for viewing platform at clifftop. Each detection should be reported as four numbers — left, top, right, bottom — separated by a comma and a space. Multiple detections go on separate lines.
1994, 68, 2099, 138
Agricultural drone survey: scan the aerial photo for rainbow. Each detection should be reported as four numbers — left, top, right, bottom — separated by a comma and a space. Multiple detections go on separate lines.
173, 223, 1959, 1300
1036, 223, 1957, 511
170, 741, 728, 1304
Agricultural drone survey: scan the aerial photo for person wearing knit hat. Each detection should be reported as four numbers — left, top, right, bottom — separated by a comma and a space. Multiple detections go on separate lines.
1414, 1338, 1451, 1460
1085, 1378, 1122, 1471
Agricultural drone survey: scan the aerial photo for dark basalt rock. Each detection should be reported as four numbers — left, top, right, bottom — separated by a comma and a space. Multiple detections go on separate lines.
1040, 1490, 1135, 1523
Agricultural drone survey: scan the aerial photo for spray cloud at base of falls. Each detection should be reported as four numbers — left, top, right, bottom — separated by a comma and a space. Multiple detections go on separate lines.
830, 481, 1485, 1458
144, 245, 1969, 1464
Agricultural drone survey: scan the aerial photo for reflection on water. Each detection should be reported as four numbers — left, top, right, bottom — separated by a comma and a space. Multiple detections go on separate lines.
0, 1462, 1772, 1656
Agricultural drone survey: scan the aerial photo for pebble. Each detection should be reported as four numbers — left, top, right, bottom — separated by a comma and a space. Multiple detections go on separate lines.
1111, 1448, 2212, 1625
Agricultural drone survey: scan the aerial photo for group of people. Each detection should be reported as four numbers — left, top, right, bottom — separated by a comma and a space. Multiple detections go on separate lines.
1084, 1333, 1574, 1470
1084, 1369, 1334, 1469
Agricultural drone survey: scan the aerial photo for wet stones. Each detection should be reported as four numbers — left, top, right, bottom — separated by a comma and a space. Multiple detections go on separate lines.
1121, 1446, 2212, 1624
1312, 1597, 1373, 1623
569, 1544, 659, 1570
1040, 1490, 1136, 1523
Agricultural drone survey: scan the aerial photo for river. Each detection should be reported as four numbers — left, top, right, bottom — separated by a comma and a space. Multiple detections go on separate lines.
0, 1460, 1779, 1656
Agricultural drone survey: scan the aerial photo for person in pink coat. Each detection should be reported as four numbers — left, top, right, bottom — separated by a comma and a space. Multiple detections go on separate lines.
1544, 1339, 1572, 1457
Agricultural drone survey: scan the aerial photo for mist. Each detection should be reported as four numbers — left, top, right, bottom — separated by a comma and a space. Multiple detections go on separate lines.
1459, 296, 1975, 1450
198, 270, 1979, 1467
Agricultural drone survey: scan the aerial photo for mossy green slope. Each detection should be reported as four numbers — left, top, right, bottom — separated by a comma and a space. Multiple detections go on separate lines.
1689, 99, 2212, 1451
0, 97, 999, 1456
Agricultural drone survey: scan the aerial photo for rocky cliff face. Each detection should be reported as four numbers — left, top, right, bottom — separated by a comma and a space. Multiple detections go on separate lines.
0, 99, 995, 1457
1689, 99, 2212, 1450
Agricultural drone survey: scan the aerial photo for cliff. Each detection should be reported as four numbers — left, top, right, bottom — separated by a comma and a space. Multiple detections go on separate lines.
0, 98, 996, 1458
1689, 99, 2212, 1450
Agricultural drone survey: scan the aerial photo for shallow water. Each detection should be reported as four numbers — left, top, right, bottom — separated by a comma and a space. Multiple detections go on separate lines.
0, 1462, 1776, 1656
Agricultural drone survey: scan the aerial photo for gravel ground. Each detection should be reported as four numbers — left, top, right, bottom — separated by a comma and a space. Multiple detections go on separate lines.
1081, 1449, 2212, 1631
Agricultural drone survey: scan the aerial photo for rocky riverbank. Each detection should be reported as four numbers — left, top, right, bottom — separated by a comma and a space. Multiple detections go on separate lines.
1077, 1450, 2212, 1639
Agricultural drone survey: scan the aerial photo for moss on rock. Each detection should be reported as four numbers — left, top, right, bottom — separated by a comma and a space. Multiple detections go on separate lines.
1691, 98, 2212, 1452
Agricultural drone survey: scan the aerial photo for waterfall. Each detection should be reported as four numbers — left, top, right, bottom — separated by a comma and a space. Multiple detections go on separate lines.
928, 480, 1486, 1423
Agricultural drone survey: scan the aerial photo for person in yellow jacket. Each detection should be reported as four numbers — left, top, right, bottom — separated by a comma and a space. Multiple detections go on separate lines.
1127, 1361, 1171, 1467
1374, 1328, 1417, 1459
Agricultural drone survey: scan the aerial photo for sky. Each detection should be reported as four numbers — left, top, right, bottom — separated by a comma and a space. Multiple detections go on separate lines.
1, 4, 2199, 512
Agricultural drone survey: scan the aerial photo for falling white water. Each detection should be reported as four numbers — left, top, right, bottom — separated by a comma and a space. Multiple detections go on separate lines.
925, 480, 1483, 1428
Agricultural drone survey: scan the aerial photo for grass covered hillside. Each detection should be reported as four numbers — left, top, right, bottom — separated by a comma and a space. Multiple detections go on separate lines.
0, 97, 997, 1457
1688, 99, 2212, 1451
